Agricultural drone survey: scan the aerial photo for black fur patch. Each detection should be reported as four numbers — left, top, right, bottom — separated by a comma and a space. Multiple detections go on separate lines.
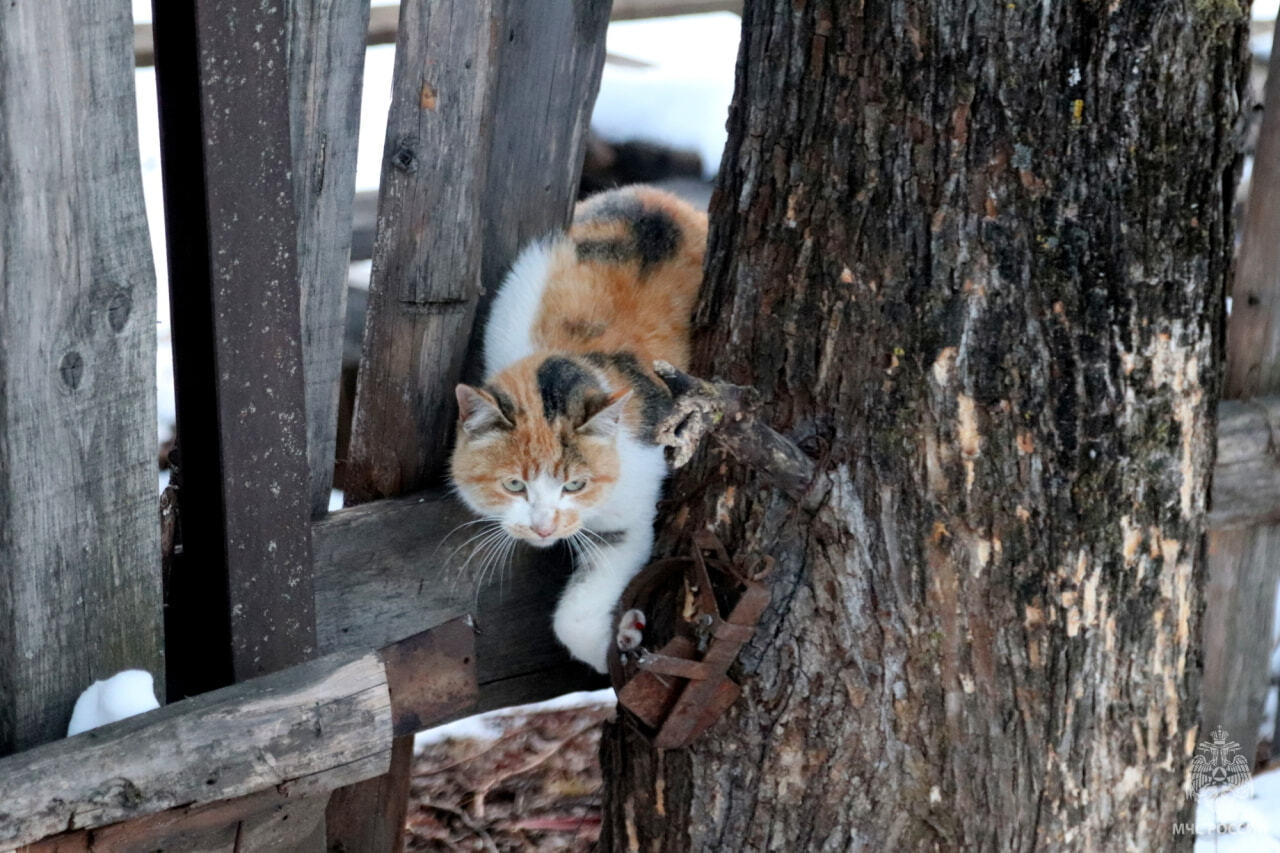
583, 351, 672, 443
591, 529, 627, 546
483, 384, 521, 426
584, 194, 644, 222
631, 209, 679, 269
575, 195, 680, 273
537, 356, 602, 423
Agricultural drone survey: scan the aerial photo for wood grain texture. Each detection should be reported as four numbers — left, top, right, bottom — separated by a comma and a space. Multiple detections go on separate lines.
1204, 19, 1280, 767
153, 0, 317, 691
312, 492, 605, 710
287, 0, 371, 518
1209, 397, 1280, 531
141, 1, 733, 67
465, 0, 612, 383
0, 652, 392, 850
28, 790, 332, 853
1227, 21, 1280, 400
346, 0, 612, 497
602, 0, 1244, 847
324, 735, 414, 853
0, 0, 163, 753
343, 0, 501, 501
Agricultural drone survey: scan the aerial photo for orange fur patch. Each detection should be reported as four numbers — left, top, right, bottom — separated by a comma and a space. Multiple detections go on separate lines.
453, 185, 706, 515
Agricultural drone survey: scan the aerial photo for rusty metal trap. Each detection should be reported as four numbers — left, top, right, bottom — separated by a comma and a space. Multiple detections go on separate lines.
606, 531, 772, 749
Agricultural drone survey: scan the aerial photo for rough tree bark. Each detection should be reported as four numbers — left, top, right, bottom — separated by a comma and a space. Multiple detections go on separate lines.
603, 0, 1247, 849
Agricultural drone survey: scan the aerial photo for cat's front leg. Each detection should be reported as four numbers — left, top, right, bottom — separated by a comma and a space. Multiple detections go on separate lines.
553, 526, 653, 672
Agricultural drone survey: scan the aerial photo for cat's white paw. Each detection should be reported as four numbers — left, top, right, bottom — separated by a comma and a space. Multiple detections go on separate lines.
616, 608, 646, 652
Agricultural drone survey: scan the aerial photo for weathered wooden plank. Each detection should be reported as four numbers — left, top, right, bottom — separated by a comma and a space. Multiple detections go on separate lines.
338, 0, 610, 587
0, 0, 163, 753
28, 789, 333, 853
343, 0, 501, 500
0, 651, 392, 849
288, 0, 371, 518
464, 0, 612, 383
312, 491, 604, 708
0, 620, 475, 850
1206, 18, 1280, 766
152, 0, 317, 693
323, 736, 415, 853
1208, 397, 1280, 530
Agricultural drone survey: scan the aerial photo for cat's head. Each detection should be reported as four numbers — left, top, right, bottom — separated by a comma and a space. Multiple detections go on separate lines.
450, 356, 629, 546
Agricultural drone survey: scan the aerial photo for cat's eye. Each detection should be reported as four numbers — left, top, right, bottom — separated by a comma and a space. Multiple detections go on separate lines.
501, 478, 526, 493
562, 480, 586, 493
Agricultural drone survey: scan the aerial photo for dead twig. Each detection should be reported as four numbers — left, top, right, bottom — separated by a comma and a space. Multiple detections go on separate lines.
653, 360, 817, 500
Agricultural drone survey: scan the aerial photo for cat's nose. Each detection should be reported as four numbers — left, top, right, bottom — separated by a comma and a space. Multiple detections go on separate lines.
532, 521, 557, 538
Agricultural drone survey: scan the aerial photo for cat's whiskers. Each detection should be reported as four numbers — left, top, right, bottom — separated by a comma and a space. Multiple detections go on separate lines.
442, 533, 504, 596
577, 527, 614, 553
570, 530, 608, 573
452, 526, 510, 595
434, 517, 505, 580
566, 534, 585, 573
473, 532, 518, 610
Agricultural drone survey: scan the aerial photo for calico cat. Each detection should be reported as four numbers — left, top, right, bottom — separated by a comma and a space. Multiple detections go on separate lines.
451, 185, 707, 672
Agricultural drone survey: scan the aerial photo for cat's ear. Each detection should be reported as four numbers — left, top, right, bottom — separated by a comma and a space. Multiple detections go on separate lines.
456, 384, 512, 436
577, 389, 631, 438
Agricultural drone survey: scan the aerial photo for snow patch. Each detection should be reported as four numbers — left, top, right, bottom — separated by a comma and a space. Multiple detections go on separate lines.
414, 688, 615, 751
67, 670, 160, 737
1195, 768, 1280, 851
592, 13, 740, 179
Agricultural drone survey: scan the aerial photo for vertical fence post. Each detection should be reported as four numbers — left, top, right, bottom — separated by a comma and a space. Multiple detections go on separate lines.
1207, 19, 1280, 765
330, 0, 610, 846
287, 0, 372, 519
152, 0, 317, 693
0, 0, 163, 753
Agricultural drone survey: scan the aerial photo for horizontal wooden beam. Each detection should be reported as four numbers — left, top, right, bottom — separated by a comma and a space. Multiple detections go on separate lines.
0, 620, 475, 850
25, 787, 330, 853
311, 491, 607, 714
134, 1, 743, 67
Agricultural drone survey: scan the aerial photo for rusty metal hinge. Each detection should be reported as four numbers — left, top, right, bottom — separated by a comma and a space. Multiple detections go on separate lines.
608, 531, 771, 749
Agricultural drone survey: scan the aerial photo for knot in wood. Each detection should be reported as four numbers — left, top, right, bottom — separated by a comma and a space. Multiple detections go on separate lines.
390, 138, 418, 174
107, 289, 132, 333
59, 351, 84, 390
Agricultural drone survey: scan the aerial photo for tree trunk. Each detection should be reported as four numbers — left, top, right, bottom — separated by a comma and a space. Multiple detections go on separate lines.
603, 0, 1247, 849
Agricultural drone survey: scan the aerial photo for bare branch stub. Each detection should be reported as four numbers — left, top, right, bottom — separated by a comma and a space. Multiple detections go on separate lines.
653, 360, 816, 500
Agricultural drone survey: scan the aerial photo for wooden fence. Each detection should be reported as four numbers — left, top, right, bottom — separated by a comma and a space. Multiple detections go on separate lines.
0, 0, 614, 847
1, 1, 1278, 851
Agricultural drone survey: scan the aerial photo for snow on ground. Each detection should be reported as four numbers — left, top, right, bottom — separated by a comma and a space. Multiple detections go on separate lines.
592, 13, 739, 178
1196, 768, 1280, 851
414, 688, 615, 751
66, 670, 161, 737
